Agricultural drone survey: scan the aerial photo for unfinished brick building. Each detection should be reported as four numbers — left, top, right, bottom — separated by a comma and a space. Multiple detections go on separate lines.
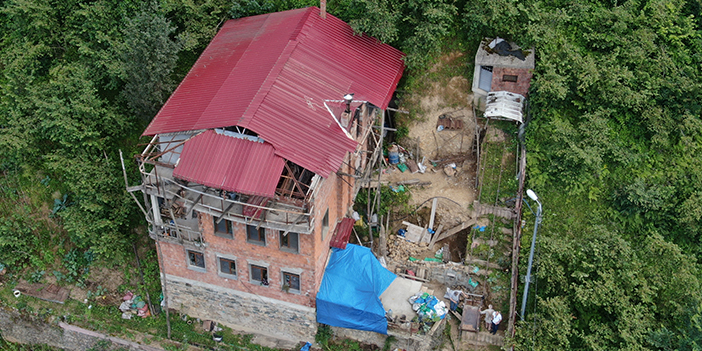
133, 7, 404, 341
471, 38, 535, 109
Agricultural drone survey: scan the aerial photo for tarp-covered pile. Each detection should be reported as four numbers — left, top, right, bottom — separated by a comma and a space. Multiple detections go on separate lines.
409, 292, 448, 322
316, 244, 396, 334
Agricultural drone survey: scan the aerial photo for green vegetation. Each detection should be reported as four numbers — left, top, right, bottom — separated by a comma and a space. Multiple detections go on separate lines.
355, 184, 412, 217
1, 0, 701, 350
467, 0, 702, 348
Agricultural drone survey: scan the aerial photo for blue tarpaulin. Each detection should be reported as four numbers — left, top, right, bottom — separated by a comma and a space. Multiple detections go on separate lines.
316, 244, 396, 334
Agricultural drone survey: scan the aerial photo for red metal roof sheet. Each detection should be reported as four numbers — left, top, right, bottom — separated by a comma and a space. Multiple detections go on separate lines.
143, 7, 405, 177
329, 217, 355, 249
172, 130, 284, 198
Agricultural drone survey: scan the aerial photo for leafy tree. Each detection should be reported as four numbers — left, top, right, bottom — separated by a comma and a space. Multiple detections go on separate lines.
119, 4, 181, 120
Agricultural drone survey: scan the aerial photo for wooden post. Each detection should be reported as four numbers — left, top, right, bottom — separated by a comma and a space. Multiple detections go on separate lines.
155, 240, 171, 339
507, 131, 528, 343
429, 198, 438, 230
133, 243, 155, 317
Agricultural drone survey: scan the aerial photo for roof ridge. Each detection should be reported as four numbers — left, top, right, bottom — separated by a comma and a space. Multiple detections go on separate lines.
290, 7, 316, 41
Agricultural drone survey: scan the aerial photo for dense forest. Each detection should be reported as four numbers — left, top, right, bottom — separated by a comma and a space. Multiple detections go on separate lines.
0, 0, 701, 350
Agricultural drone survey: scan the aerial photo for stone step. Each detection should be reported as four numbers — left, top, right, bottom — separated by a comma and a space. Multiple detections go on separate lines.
461, 331, 504, 347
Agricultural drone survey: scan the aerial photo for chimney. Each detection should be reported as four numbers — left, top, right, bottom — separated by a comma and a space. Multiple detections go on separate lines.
320, 0, 327, 19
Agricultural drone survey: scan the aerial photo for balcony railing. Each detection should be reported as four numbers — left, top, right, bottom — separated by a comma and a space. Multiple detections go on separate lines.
139, 164, 314, 234
150, 221, 205, 247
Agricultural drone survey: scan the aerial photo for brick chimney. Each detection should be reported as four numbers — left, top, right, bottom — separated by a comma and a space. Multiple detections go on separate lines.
320, 0, 326, 19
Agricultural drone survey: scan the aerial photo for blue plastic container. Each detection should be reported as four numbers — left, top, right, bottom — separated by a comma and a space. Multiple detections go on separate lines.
388, 151, 400, 164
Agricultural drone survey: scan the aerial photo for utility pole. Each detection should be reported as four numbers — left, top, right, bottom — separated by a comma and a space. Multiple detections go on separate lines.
520, 189, 542, 320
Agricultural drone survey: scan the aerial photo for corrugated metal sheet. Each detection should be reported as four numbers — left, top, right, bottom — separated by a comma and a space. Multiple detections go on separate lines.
172, 130, 284, 197
329, 218, 355, 250
143, 7, 405, 177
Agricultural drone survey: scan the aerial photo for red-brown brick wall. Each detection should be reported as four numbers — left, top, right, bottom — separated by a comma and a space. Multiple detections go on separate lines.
155, 107, 370, 310
490, 67, 533, 97
158, 212, 318, 307
156, 169, 357, 308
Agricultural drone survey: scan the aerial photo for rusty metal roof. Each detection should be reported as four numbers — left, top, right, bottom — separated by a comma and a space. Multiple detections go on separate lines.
143, 7, 405, 177
172, 130, 284, 198
329, 217, 355, 249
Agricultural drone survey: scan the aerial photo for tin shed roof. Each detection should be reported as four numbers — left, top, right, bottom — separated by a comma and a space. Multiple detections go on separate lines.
172, 130, 285, 198
143, 7, 405, 177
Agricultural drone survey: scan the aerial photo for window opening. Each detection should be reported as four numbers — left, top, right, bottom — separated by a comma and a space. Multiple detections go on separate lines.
322, 209, 329, 241
250, 265, 268, 286
219, 257, 236, 276
503, 74, 518, 82
283, 272, 300, 292
215, 219, 233, 238
247, 225, 266, 245
280, 232, 299, 253
187, 250, 205, 269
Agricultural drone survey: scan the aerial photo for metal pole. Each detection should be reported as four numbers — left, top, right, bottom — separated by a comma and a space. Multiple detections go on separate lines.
520, 199, 542, 320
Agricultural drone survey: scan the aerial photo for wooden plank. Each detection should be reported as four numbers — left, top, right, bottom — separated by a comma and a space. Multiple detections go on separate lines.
401, 221, 425, 243
429, 224, 444, 248
428, 198, 438, 230
397, 272, 429, 282
360, 179, 432, 189
429, 317, 445, 336
434, 220, 476, 243
126, 185, 143, 193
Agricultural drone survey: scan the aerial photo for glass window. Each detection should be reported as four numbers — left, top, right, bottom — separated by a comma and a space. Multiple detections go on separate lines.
246, 225, 266, 245
250, 265, 268, 286
282, 272, 300, 292
280, 232, 299, 253
214, 219, 233, 238
187, 250, 205, 269
219, 257, 236, 276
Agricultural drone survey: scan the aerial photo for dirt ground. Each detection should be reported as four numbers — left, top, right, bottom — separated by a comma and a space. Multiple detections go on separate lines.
382, 53, 478, 263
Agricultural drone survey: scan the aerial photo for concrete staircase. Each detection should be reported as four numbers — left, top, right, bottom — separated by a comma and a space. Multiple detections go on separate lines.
461, 330, 505, 347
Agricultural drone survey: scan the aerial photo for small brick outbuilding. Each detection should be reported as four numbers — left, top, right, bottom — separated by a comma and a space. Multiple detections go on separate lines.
472, 38, 535, 109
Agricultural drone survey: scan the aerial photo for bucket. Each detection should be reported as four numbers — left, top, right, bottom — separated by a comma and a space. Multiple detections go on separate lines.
388, 151, 400, 164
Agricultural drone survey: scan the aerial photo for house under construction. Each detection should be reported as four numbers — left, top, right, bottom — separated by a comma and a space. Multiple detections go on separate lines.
131, 6, 404, 341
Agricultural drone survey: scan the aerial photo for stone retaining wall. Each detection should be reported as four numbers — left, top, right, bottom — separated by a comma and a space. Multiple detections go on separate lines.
0, 307, 161, 351
330, 326, 433, 351
164, 274, 317, 342
391, 259, 485, 287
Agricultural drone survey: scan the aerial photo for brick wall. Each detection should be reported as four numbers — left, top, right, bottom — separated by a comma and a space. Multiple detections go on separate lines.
490, 67, 533, 97
158, 212, 318, 307
153, 106, 370, 340
310, 173, 343, 290
156, 162, 358, 310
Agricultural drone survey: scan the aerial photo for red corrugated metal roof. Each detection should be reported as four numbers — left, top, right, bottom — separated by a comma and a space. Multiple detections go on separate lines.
172, 130, 284, 198
143, 7, 405, 177
329, 217, 355, 249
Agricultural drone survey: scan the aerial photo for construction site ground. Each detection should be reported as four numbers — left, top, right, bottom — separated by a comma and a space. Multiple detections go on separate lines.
378, 52, 517, 350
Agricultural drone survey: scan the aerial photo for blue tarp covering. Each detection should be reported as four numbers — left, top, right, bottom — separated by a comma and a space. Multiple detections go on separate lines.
316, 244, 396, 334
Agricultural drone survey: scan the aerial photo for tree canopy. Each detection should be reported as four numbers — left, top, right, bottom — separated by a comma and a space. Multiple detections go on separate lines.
463, 0, 702, 348
0, 0, 701, 349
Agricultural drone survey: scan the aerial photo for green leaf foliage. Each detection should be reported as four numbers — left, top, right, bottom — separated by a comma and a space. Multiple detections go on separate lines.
479, 0, 702, 349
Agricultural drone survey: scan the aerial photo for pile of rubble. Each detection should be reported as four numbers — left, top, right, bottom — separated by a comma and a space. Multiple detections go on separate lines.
387, 233, 431, 261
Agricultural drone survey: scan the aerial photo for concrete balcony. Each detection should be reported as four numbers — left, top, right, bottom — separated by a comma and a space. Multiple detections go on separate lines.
141, 165, 314, 235
149, 216, 205, 248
